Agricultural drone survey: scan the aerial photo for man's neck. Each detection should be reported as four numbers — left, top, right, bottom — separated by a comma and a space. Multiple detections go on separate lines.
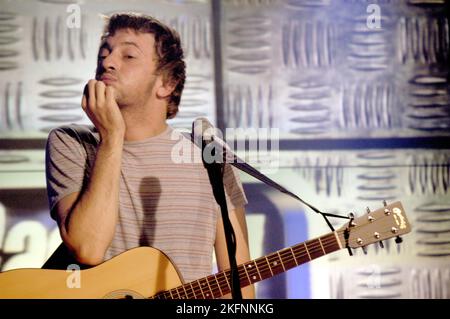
121, 105, 168, 142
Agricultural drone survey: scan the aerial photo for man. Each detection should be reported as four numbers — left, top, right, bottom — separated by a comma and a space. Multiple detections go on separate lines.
45, 13, 254, 298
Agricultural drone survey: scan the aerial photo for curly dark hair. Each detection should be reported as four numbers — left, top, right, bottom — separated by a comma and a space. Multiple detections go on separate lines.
98, 13, 186, 119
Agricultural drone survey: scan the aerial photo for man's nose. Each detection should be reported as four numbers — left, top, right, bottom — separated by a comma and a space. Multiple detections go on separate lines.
102, 53, 117, 71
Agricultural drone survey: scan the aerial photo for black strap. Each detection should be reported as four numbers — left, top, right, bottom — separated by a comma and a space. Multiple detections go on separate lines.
232, 158, 350, 231
194, 133, 351, 231
203, 161, 242, 299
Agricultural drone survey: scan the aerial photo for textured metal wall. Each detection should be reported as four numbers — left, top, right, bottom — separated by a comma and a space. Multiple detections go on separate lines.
220, 0, 450, 298
0, 0, 449, 299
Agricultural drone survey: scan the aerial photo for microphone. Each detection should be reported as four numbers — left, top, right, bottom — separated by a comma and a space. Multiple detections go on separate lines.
192, 117, 214, 145
192, 117, 238, 164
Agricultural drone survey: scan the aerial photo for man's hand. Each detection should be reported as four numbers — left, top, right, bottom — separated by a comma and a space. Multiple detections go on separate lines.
82, 80, 125, 141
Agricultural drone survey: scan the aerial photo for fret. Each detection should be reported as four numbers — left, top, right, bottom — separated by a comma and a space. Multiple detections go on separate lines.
178, 286, 186, 299
204, 277, 214, 299
266, 253, 283, 275
244, 261, 260, 283
252, 260, 263, 281
158, 293, 165, 300
290, 247, 299, 266
189, 282, 197, 299
182, 284, 191, 299
183, 284, 190, 299
214, 275, 223, 296
209, 274, 222, 298
279, 248, 297, 269
276, 251, 286, 272
242, 261, 253, 284
303, 242, 311, 260
264, 256, 274, 277
305, 240, 323, 260
216, 271, 230, 296
254, 258, 271, 280
222, 271, 231, 292
323, 233, 340, 254
173, 287, 180, 299
168, 289, 174, 299
334, 231, 344, 249
318, 237, 326, 255
196, 279, 206, 299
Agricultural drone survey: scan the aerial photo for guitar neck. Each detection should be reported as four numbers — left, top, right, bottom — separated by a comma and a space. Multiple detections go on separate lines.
155, 231, 343, 299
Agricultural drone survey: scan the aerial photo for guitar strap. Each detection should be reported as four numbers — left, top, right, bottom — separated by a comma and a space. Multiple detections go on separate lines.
181, 131, 350, 232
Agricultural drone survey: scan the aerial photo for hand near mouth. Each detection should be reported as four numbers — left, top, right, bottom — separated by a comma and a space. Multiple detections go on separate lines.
82, 79, 125, 142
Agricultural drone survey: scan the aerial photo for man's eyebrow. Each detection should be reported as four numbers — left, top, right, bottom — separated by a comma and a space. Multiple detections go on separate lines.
98, 41, 144, 54
120, 41, 143, 52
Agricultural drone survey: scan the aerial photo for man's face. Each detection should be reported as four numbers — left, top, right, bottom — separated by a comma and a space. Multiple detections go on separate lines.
96, 28, 160, 107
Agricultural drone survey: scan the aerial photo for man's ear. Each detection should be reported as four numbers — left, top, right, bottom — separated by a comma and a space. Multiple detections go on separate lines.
156, 77, 176, 99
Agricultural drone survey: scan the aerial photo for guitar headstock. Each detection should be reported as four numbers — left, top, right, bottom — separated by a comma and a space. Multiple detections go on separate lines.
338, 201, 411, 249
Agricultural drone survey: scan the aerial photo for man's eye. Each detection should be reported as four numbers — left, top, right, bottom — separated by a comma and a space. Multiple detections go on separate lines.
126, 55, 135, 59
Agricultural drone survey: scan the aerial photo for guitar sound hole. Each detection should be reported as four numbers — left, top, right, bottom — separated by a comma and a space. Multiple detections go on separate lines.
103, 289, 145, 299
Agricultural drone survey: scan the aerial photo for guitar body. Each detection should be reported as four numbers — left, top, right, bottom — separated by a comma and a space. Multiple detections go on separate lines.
0, 247, 183, 299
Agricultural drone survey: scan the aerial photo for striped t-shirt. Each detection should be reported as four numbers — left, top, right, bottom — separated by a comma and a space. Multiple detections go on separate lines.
45, 124, 247, 283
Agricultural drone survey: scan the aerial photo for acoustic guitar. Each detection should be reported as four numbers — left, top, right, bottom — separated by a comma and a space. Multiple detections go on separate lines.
0, 201, 411, 299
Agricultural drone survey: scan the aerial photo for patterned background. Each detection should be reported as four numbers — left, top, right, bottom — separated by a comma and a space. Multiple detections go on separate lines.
0, 0, 449, 298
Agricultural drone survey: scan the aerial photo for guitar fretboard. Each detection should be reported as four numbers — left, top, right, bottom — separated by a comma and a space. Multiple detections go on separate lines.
153, 231, 342, 299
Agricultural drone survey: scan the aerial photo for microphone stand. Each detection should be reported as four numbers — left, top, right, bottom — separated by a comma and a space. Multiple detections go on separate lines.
202, 139, 242, 300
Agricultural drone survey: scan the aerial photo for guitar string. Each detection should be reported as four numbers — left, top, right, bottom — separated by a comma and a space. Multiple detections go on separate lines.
156, 230, 347, 299
158, 233, 339, 299
161, 232, 341, 299
208, 233, 340, 298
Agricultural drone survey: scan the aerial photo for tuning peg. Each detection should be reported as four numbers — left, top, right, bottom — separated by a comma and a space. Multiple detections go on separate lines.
382, 200, 391, 215
395, 236, 402, 254
348, 212, 357, 227
347, 247, 353, 256
366, 207, 371, 214
361, 246, 368, 255
379, 241, 384, 249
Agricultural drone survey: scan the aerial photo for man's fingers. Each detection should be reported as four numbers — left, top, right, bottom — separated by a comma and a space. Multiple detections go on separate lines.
81, 94, 87, 111
83, 84, 89, 101
87, 80, 97, 109
105, 86, 116, 105
95, 81, 106, 107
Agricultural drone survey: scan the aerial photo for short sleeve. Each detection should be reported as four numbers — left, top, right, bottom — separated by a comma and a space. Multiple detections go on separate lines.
222, 163, 248, 210
45, 127, 88, 221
